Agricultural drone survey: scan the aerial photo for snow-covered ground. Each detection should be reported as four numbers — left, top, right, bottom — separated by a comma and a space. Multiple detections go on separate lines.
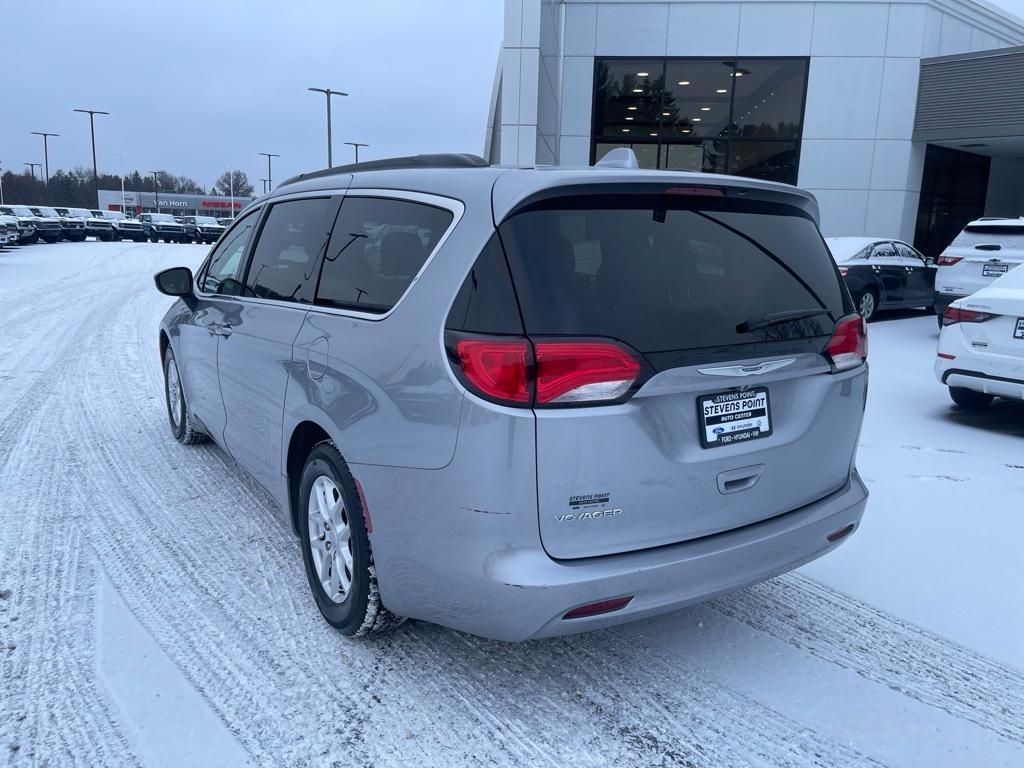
1, 241, 1022, 767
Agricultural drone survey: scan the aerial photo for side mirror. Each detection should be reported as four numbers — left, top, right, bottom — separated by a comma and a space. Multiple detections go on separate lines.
154, 266, 195, 298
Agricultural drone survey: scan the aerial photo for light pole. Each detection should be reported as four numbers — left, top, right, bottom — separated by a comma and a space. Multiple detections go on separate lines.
73, 108, 109, 208
258, 152, 279, 191
307, 87, 348, 167
114, 156, 128, 213
344, 142, 369, 164
259, 178, 269, 194
148, 170, 162, 212
0, 160, 4, 204
25, 162, 42, 180
30, 131, 59, 194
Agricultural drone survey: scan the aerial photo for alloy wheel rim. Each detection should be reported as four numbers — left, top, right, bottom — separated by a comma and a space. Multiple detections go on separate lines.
307, 475, 353, 604
166, 361, 184, 428
860, 293, 875, 320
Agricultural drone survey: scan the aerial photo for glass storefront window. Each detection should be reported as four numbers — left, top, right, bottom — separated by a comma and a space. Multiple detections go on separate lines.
592, 57, 808, 186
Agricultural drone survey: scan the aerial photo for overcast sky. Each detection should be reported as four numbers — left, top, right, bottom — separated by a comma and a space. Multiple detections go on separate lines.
0, 0, 503, 190
3, 0, 1024, 191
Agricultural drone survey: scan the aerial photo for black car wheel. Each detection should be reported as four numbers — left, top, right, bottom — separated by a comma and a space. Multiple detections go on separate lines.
949, 386, 993, 410
298, 442, 405, 636
855, 289, 878, 322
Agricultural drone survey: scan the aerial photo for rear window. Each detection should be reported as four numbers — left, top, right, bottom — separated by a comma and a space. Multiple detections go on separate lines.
498, 194, 847, 355
951, 225, 1024, 250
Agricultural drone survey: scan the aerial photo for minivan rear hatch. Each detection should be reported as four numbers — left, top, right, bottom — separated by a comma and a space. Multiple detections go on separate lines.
497, 185, 864, 559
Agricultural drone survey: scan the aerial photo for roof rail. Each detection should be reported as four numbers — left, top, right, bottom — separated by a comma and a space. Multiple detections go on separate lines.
278, 153, 489, 188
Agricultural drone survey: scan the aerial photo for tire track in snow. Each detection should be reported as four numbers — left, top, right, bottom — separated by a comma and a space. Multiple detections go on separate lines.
712, 573, 1024, 746
0, 263, 145, 766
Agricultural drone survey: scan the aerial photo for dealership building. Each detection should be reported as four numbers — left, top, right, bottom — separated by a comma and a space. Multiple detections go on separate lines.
487, 0, 1024, 255
96, 189, 253, 218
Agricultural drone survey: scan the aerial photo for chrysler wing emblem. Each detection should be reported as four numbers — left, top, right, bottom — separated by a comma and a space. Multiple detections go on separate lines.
697, 358, 796, 377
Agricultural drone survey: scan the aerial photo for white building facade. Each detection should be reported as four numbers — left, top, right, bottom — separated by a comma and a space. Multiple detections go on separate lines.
486, 0, 1024, 251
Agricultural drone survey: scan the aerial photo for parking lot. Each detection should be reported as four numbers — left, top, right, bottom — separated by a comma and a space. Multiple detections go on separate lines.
1, 240, 1023, 767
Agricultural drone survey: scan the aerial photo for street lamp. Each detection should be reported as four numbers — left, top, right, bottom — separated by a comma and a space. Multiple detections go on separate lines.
307, 87, 348, 167
73, 108, 110, 208
258, 152, 279, 192
344, 142, 369, 163
24, 162, 42, 180
29, 131, 59, 193
148, 170, 163, 212
259, 178, 269, 194
0, 159, 5, 204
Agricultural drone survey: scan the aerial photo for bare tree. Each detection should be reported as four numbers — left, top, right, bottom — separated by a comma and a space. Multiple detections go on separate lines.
213, 170, 254, 197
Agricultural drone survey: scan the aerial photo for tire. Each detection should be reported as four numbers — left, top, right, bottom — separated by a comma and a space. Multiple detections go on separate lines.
855, 289, 878, 322
150, 234, 159, 243
163, 349, 208, 444
949, 386, 993, 410
298, 441, 404, 636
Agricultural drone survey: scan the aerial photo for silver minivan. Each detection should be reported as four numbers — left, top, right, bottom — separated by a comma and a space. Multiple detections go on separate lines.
154, 152, 869, 641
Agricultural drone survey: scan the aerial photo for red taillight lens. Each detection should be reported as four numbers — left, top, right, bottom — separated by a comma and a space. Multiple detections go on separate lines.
563, 596, 633, 620
937, 254, 963, 266
826, 314, 867, 372
455, 338, 530, 404
450, 336, 644, 407
533, 341, 641, 405
941, 306, 997, 326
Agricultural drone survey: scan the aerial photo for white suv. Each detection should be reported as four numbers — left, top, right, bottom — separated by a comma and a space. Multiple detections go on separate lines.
934, 218, 1024, 326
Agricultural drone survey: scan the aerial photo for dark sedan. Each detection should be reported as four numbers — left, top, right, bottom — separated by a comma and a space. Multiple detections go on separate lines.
826, 237, 936, 322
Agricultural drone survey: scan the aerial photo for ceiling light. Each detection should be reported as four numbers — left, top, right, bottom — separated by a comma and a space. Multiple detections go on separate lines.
622, 128, 630, 133
662, 111, 670, 116
678, 80, 690, 86
632, 88, 643, 93
682, 129, 692, 134
700, 106, 711, 111
627, 105, 638, 111
692, 117, 702, 122
637, 71, 649, 77
716, 89, 727, 94
732, 71, 744, 77
649, 132, 657, 136
625, 116, 634, 121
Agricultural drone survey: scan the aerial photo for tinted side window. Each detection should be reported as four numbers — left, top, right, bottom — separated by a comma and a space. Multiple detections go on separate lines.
871, 243, 896, 260
895, 243, 924, 264
316, 197, 454, 313
243, 198, 337, 304
446, 234, 524, 335
201, 211, 259, 295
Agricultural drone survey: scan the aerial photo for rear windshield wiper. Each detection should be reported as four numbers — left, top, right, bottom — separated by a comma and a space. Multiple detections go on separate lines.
737, 308, 831, 333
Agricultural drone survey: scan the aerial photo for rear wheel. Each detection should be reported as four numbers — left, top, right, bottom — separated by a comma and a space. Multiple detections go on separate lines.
855, 289, 878, 323
949, 386, 993, 410
298, 442, 404, 636
163, 349, 208, 444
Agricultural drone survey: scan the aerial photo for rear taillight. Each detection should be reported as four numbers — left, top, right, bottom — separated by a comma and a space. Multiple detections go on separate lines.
454, 338, 530, 404
449, 335, 643, 407
534, 341, 641, 404
826, 314, 867, 373
937, 254, 963, 266
941, 306, 997, 326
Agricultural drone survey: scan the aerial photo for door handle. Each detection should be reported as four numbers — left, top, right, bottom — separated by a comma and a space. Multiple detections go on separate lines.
209, 322, 233, 337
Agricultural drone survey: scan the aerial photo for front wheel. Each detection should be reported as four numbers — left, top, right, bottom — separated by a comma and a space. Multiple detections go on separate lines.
298, 442, 404, 636
949, 386, 993, 410
163, 349, 207, 444
855, 289, 878, 323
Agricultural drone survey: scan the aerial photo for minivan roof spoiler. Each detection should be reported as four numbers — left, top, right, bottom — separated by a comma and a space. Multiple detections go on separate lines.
278, 153, 489, 188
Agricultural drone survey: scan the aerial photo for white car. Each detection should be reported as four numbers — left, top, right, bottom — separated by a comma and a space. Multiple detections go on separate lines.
933, 218, 1024, 327
935, 265, 1024, 409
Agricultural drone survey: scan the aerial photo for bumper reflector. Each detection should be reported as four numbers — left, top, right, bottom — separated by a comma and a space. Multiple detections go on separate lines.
826, 523, 855, 543
563, 596, 633, 620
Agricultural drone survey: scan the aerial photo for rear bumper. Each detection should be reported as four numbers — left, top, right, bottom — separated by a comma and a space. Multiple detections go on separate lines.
377, 473, 867, 642
935, 326, 1024, 399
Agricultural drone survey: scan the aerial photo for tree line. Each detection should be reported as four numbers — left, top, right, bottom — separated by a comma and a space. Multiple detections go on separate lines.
1, 167, 255, 208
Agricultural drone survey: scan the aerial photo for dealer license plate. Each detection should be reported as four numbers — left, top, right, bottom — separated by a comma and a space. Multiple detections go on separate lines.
699, 388, 772, 449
